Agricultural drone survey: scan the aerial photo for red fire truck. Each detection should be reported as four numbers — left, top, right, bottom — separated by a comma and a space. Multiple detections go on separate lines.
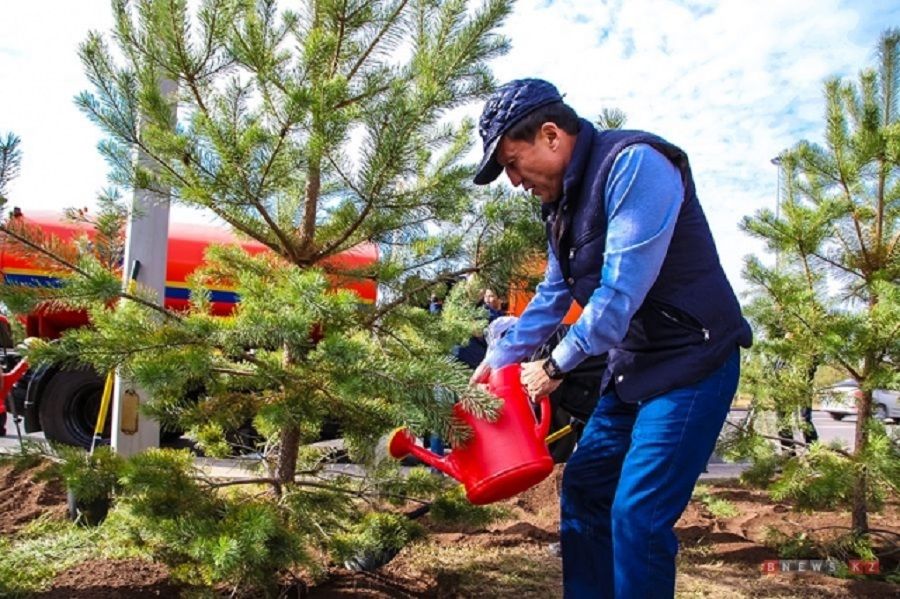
0, 210, 377, 447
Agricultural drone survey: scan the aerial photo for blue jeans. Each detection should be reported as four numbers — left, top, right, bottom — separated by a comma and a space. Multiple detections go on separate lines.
560, 350, 740, 598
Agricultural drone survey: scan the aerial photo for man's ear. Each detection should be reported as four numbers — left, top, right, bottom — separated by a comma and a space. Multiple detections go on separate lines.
540, 122, 560, 150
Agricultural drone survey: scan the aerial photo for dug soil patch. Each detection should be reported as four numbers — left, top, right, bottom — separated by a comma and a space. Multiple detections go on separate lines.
30, 559, 179, 599
2, 461, 897, 597
0, 461, 67, 535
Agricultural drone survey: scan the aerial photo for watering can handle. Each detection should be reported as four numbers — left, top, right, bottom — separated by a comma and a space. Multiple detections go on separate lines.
535, 395, 552, 440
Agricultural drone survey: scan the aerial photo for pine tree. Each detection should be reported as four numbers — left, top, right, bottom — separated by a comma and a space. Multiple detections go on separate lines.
0, 0, 547, 588
595, 106, 626, 130
0, 133, 22, 203
740, 29, 900, 533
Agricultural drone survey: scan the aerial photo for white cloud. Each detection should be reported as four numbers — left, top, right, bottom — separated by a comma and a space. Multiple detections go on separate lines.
487, 0, 895, 292
1, 0, 898, 292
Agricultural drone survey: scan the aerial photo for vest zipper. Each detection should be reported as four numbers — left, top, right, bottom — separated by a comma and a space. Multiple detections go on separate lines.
659, 308, 710, 341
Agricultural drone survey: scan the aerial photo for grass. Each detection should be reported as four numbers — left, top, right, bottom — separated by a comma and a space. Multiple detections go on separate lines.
692, 485, 740, 519
0, 509, 150, 597
0, 516, 99, 597
401, 540, 562, 597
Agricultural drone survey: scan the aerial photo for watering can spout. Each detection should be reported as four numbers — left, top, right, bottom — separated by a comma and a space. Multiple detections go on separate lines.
387, 428, 459, 479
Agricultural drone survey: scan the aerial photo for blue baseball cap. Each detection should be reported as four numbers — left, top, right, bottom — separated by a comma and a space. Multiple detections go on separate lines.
473, 78, 563, 185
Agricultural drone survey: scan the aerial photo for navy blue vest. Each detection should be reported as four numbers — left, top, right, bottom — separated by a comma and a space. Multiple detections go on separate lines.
546, 121, 752, 403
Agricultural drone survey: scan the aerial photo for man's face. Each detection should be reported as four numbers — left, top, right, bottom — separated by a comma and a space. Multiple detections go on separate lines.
483, 288, 501, 310
496, 123, 571, 203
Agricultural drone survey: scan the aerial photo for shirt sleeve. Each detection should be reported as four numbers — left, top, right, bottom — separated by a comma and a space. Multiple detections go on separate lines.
550, 143, 685, 372
485, 246, 572, 369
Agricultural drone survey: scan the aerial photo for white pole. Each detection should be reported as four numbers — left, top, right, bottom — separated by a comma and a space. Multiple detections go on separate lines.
111, 78, 175, 457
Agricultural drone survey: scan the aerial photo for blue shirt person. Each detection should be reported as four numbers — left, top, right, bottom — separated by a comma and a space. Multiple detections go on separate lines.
470, 79, 751, 599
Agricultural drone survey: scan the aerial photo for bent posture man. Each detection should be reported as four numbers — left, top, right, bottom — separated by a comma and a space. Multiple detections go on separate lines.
470, 79, 752, 598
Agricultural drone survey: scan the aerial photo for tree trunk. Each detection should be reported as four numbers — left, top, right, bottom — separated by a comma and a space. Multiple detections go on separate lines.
275, 424, 301, 488
275, 342, 301, 490
851, 387, 872, 533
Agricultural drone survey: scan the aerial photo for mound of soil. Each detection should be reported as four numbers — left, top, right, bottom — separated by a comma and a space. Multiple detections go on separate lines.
0, 461, 67, 535
31, 560, 179, 599
301, 569, 435, 598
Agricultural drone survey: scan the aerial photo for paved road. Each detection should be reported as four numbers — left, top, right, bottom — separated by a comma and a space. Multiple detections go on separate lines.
724, 408, 885, 452
1, 410, 889, 479
698, 409, 876, 479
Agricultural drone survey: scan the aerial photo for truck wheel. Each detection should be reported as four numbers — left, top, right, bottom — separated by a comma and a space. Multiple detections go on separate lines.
38, 367, 108, 448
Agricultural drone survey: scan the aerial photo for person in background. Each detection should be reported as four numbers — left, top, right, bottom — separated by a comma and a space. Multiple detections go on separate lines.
453, 288, 507, 369
428, 293, 443, 314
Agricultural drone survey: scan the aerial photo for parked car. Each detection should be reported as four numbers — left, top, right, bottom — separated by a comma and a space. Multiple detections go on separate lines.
818, 379, 899, 421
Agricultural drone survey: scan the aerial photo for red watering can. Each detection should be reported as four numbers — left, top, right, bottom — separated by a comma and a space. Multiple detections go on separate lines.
388, 363, 554, 505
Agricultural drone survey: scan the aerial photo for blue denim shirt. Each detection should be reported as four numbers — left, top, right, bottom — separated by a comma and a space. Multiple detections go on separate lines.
486, 143, 685, 373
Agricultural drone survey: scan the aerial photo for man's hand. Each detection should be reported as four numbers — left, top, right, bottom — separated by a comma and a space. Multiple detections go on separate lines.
470, 360, 491, 386
521, 359, 562, 400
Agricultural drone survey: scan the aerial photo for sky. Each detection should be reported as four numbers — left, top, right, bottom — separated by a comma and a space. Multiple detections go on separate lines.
1, 0, 899, 296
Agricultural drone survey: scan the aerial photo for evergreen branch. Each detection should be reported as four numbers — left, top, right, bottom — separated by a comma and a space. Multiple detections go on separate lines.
800, 253, 815, 290
301, 159, 320, 254
256, 121, 291, 201
372, 323, 415, 354
332, 83, 391, 110
0, 223, 90, 278
329, 0, 347, 78
210, 366, 257, 377
202, 476, 279, 488
836, 358, 862, 382
111, 6, 182, 82
250, 194, 302, 264
79, 51, 139, 144
835, 169, 874, 272
127, 135, 279, 251
724, 419, 854, 459
884, 231, 900, 263
200, 472, 431, 505
197, 0, 237, 79
167, 0, 201, 86
75, 340, 201, 361
118, 290, 185, 322
316, 153, 376, 258
0, 216, 181, 322
809, 250, 864, 280
0, 132, 22, 197
749, 270, 865, 379
363, 265, 484, 326
346, 0, 409, 82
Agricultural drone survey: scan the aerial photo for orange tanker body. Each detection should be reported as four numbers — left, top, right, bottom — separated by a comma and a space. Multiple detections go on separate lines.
0, 210, 378, 446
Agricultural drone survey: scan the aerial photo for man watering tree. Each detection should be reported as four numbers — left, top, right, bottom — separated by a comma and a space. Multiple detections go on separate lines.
469, 78, 752, 598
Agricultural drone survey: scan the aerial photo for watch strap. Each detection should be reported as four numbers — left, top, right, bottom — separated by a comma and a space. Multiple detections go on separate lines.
543, 356, 565, 380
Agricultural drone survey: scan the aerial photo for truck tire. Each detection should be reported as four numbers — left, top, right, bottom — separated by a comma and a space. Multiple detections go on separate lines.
38, 367, 108, 448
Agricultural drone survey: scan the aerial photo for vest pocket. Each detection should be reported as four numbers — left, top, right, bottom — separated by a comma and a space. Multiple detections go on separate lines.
622, 300, 710, 351
655, 302, 710, 342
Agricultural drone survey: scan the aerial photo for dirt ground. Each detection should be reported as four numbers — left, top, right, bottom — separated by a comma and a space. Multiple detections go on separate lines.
2, 462, 897, 598
0, 461, 67, 536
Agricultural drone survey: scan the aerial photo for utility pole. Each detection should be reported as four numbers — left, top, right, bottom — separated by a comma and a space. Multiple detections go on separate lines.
111, 78, 175, 457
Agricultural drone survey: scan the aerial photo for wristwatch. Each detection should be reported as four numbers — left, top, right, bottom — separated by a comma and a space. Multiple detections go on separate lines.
542, 357, 565, 380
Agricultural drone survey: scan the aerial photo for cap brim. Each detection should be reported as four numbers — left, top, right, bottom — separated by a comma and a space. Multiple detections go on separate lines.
473, 135, 503, 185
